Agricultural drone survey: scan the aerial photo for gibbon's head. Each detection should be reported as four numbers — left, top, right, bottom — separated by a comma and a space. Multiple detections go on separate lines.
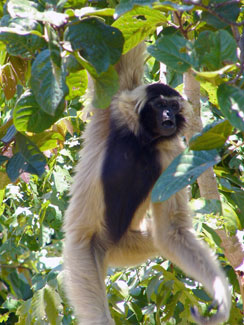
113, 83, 191, 139
138, 83, 186, 139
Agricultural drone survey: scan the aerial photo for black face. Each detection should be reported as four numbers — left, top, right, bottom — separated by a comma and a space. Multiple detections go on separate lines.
139, 95, 184, 139
149, 96, 180, 136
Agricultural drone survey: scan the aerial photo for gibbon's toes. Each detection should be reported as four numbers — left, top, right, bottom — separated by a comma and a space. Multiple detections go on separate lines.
191, 302, 228, 325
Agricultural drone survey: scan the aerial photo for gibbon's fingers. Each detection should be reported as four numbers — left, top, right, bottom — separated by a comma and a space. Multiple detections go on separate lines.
191, 300, 230, 325
151, 194, 231, 325
64, 237, 114, 325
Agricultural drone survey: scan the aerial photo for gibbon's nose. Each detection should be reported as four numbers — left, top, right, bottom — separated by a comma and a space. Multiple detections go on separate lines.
162, 109, 172, 121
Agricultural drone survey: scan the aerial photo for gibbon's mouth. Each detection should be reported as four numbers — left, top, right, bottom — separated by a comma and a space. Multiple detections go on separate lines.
162, 120, 175, 128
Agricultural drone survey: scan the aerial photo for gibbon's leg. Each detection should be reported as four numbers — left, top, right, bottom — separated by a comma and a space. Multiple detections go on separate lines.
151, 189, 231, 325
106, 220, 159, 267
64, 235, 114, 325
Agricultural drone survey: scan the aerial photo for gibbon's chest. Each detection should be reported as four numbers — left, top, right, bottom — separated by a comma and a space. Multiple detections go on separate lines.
101, 125, 161, 242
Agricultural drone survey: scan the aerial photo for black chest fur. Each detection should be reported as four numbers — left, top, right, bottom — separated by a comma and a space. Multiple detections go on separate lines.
102, 124, 161, 242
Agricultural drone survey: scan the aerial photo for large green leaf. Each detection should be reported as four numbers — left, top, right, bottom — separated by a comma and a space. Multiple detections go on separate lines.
217, 84, 244, 132
194, 30, 237, 71
113, 6, 167, 54
8, 0, 68, 26
64, 18, 124, 74
92, 65, 119, 108
148, 34, 196, 73
13, 90, 64, 133
189, 120, 233, 150
202, 0, 240, 29
152, 149, 221, 202
6, 133, 46, 182
44, 286, 61, 325
77, 56, 119, 108
30, 49, 68, 116
0, 18, 46, 58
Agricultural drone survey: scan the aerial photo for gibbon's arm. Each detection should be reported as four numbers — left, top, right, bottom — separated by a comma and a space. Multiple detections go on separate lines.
63, 43, 231, 325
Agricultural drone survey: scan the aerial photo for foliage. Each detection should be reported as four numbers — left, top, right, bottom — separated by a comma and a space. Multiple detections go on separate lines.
0, 0, 243, 324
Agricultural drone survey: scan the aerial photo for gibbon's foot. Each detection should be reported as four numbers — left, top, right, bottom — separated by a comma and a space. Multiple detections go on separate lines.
191, 301, 229, 325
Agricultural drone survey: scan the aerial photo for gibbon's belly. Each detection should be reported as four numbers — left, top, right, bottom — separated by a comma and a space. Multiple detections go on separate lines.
102, 122, 161, 242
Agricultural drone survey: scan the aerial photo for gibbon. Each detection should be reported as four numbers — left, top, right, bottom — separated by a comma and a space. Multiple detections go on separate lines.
63, 43, 231, 325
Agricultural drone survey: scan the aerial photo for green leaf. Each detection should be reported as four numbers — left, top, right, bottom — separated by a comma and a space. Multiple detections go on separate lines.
0, 19, 46, 58
64, 54, 83, 73
10, 55, 28, 85
115, 0, 155, 16
194, 30, 237, 71
152, 149, 221, 202
148, 35, 195, 73
30, 49, 68, 116
14, 90, 64, 133
194, 65, 236, 79
189, 120, 233, 150
230, 192, 244, 228
0, 155, 9, 165
217, 84, 244, 132
202, 223, 221, 246
0, 314, 9, 322
1, 125, 17, 143
6, 133, 46, 182
75, 55, 119, 108
74, 7, 115, 17
8, 0, 68, 27
161, 290, 182, 322
190, 198, 222, 215
146, 275, 161, 301
155, 1, 194, 11
92, 65, 119, 108
202, 1, 240, 29
8, 271, 33, 300
66, 69, 88, 100
113, 6, 167, 54
53, 166, 72, 195
0, 63, 17, 99
31, 289, 45, 320
64, 18, 124, 74
46, 24, 62, 67
128, 301, 143, 321
192, 289, 211, 302
30, 131, 64, 151
44, 286, 61, 325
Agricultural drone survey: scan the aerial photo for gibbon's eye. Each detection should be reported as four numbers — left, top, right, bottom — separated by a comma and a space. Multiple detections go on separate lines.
170, 100, 179, 112
152, 99, 168, 110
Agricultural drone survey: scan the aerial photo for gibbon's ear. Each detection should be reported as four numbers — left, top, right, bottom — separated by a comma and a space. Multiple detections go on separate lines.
110, 85, 148, 134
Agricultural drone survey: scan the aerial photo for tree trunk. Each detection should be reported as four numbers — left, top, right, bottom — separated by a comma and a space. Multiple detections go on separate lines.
183, 70, 220, 200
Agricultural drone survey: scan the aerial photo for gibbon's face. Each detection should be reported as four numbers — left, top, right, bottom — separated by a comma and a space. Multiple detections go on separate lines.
147, 96, 180, 137
139, 83, 185, 140
139, 95, 185, 139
